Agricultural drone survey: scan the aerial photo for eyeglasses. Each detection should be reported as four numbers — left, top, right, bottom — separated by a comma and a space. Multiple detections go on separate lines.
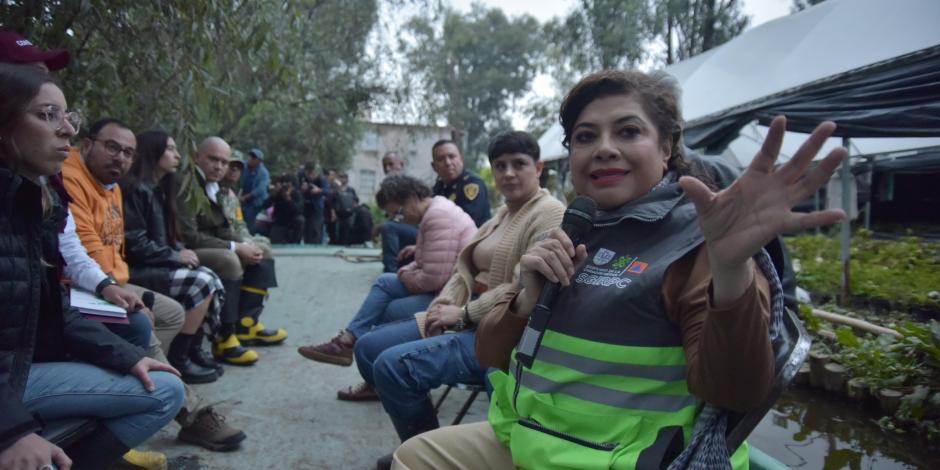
29, 105, 82, 134
91, 138, 137, 161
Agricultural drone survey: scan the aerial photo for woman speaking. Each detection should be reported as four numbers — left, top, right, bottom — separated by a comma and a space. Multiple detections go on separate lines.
392, 70, 847, 469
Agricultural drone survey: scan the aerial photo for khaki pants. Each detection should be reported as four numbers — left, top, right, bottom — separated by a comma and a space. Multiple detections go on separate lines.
194, 245, 273, 281
392, 421, 514, 470
123, 283, 184, 352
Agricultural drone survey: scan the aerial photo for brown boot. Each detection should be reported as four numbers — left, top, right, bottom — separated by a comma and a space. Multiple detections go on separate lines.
337, 382, 379, 402
177, 406, 246, 452
297, 331, 354, 366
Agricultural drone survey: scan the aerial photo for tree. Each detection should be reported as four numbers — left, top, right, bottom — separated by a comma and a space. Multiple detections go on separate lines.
652, 0, 750, 64
792, 0, 827, 12
543, 0, 651, 82
0, 0, 381, 173
399, 6, 543, 163
525, 0, 655, 138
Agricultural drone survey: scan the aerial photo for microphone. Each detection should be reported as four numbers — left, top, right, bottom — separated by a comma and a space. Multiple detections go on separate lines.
142, 291, 155, 311
515, 196, 596, 369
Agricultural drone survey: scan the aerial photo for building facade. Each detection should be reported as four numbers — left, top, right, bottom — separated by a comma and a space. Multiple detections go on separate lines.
348, 121, 452, 204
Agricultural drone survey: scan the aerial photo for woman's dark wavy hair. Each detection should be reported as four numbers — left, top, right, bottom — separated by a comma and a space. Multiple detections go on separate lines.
487, 130, 540, 162
375, 174, 432, 209
559, 69, 690, 176
121, 130, 181, 244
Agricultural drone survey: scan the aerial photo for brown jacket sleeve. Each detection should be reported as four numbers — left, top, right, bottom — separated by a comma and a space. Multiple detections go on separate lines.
475, 284, 527, 370
663, 246, 774, 413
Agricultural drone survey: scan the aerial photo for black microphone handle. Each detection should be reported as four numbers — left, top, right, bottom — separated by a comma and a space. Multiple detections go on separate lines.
142, 291, 155, 311
516, 226, 588, 368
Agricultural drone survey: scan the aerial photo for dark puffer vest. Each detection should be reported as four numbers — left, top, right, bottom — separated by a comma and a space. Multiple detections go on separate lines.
0, 166, 144, 452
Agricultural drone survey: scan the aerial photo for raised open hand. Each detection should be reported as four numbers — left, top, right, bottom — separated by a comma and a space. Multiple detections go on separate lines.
679, 116, 847, 277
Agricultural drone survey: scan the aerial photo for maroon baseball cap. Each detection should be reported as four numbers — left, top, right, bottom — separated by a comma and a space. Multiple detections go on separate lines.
0, 30, 70, 71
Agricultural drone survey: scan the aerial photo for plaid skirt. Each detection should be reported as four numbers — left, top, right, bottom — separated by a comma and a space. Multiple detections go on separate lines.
168, 266, 224, 328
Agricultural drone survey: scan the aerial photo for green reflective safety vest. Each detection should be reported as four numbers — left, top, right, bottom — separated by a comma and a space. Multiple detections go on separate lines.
488, 183, 750, 469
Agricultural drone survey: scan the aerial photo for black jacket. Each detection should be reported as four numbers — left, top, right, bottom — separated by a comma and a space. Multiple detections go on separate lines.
0, 167, 145, 452
266, 190, 304, 226
122, 182, 185, 293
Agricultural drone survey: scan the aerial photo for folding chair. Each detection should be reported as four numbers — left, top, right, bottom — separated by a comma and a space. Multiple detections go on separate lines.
433, 382, 487, 425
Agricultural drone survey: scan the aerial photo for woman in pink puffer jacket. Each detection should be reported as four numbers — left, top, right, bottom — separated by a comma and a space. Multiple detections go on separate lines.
298, 174, 478, 400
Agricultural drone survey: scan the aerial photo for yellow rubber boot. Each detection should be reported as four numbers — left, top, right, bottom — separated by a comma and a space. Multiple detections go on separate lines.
120, 449, 167, 470
212, 333, 259, 365
236, 317, 287, 345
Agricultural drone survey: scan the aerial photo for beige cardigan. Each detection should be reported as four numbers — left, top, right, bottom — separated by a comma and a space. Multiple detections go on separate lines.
414, 189, 565, 337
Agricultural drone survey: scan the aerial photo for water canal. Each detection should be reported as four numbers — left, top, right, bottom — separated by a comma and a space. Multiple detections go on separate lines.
751, 388, 938, 469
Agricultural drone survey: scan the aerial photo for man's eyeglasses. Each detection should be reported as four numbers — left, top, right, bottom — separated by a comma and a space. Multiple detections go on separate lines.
29, 105, 82, 134
91, 138, 137, 161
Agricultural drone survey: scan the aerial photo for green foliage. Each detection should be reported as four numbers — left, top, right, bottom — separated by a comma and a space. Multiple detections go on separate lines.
542, 0, 649, 81
400, 5, 543, 163
791, 0, 827, 13
798, 302, 822, 333
830, 328, 926, 392
829, 321, 940, 441
787, 233, 940, 311
1, 0, 381, 173
651, 0, 750, 64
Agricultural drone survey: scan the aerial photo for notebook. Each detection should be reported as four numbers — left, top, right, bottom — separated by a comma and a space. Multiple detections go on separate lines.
70, 288, 129, 324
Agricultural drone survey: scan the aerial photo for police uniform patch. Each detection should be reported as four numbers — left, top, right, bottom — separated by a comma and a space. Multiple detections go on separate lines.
464, 183, 480, 201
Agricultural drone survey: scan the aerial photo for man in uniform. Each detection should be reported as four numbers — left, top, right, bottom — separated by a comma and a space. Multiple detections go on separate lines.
430, 140, 490, 227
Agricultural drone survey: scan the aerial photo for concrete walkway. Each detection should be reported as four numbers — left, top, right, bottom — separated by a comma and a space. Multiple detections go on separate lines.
142, 247, 489, 470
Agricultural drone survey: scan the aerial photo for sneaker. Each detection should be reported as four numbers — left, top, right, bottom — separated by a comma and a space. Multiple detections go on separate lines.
236, 317, 288, 346
337, 382, 379, 402
177, 406, 247, 452
213, 334, 259, 366
115, 449, 167, 470
297, 331, 354, 366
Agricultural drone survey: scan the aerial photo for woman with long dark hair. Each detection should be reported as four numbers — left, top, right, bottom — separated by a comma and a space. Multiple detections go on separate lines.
120, 130, 226, 384
0, 63, 184, 470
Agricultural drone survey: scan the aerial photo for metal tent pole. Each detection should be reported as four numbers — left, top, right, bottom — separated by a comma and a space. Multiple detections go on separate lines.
840, 137, 852, 306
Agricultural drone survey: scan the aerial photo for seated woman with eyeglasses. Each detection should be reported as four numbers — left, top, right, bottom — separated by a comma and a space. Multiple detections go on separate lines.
0, 63, 184, 470
0, 64, 183, 470
298, 174, 478, 400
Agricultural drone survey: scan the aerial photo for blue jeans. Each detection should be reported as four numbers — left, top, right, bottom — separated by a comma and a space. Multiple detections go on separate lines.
243, 204, 262, 234
354, 319, 485, 421
105, 310, 152, 349
346, 273, 434, 339
23, 362, 185, 447
381, 221, 418, 273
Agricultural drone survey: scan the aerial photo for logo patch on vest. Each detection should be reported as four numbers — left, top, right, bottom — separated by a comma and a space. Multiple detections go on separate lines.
593, 248, 616, 265
576, 248, 649, 289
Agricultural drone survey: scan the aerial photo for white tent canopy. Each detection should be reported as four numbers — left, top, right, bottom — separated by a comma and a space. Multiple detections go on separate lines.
540, 0, 940, 165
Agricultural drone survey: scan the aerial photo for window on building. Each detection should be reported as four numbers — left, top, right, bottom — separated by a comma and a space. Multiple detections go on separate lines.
359, 169, 377, 203
361, 128, 379, 151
